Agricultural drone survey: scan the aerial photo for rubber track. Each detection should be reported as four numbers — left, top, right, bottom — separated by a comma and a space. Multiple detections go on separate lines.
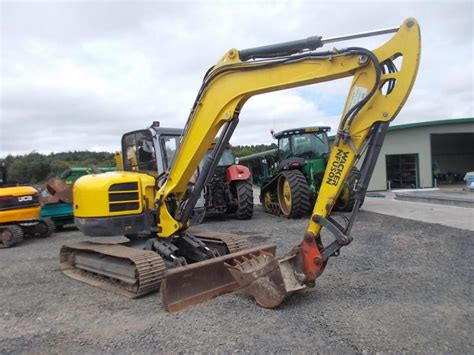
280, 170, 312, 218
36, 218, 56, 238
60, 231, 247, 298
60, 242, 166, 298
0, 225, 24, 248
260, 174, 281, 216
235, 180, 253, 220
261, 191, 281, 216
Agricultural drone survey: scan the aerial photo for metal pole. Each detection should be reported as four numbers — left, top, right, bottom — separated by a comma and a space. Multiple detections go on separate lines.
322, 27, 399, 45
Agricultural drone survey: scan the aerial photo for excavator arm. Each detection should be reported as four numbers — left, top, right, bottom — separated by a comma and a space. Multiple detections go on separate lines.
158, 18, 420, 308
157, 18, 420, 234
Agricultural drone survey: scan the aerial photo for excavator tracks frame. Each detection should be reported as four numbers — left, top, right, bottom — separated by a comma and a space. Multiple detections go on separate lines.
59, 229, 255, 304
60, 242, 166, 298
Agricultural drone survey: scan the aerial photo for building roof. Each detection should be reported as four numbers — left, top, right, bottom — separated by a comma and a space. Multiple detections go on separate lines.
328, 117, 473, 140
386, 117, 474, 132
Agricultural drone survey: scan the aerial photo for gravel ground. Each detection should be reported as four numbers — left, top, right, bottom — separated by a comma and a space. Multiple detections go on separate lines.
1, 207, 472, 353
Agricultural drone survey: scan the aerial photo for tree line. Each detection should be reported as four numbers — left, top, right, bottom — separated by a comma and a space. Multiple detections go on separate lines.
2, 151, 116, 184
1, 144, 276, 184
232, 143, 277, 158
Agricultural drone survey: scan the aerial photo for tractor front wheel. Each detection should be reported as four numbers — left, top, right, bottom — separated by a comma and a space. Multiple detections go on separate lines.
277, 170, 311, 218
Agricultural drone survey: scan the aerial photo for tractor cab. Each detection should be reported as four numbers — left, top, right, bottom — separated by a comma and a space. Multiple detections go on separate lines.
275, 126, 330, 162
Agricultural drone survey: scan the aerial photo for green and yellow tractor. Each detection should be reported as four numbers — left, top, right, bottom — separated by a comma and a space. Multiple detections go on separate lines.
240, 126, 361, 218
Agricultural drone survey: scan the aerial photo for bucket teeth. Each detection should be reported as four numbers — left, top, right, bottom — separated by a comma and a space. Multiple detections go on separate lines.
226, 250, 308, 309
225, 251, 277, 285
225, 251, 295, 309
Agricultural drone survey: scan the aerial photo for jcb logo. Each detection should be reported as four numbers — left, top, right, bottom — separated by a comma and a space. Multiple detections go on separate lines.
18, 195, 33, 202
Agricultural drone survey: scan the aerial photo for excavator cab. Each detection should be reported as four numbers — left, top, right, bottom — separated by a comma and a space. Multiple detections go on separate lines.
121, 126, 182, 176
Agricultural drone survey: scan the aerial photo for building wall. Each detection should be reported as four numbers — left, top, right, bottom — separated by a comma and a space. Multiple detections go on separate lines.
367, 122, 474, 191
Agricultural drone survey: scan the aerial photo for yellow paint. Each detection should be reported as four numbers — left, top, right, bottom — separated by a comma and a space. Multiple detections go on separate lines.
73, 171, 155, 218
0, 186, 40, 223
114, 151, 123, 171
0, 206, 40, 224
0, 186, 38, 198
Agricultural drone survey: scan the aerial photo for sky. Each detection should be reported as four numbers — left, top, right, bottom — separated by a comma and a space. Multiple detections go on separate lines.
0, 0, 473, 157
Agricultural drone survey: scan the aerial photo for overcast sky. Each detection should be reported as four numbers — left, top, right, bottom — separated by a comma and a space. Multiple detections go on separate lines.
1, 0, 473, 157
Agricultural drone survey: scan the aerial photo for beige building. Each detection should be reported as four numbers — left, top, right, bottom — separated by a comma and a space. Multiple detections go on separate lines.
363, 118, 474, 191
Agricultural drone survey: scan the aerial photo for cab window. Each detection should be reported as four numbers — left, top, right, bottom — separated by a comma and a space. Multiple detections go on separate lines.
278, 137, 290, 159
160, 135, 180, 170
122, 130, 157, 172
217, 149, 235, 166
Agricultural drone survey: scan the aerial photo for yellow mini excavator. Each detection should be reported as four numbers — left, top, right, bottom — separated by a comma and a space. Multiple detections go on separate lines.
61, 18, 420, 311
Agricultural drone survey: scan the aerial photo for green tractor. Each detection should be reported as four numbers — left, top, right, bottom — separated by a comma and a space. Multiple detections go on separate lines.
240, 126, 361, 218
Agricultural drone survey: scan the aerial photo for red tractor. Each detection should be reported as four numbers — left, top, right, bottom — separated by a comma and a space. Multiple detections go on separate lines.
201, 145, 253, 221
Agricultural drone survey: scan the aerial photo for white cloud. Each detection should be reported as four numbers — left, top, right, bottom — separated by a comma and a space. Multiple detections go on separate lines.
0, 0, 473, 156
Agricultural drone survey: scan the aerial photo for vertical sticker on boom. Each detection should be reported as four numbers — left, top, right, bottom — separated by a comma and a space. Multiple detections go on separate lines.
348, 86, 368, 110
326, 149, 349, 186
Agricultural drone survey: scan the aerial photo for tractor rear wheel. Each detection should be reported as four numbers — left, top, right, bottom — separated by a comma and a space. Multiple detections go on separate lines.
334, 167, 363, 212
235, 180, 253, 220
0, 225, 24, 248
277, 170, 311, 218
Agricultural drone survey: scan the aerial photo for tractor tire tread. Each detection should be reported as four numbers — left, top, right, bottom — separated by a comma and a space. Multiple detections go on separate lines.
280, 170, 312, 218
235, 180, 254, 220
334, 167, 362, 212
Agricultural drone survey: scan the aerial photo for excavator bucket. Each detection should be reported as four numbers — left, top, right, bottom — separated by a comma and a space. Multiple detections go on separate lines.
161, 244, 276, 312
225, 252, 305, 308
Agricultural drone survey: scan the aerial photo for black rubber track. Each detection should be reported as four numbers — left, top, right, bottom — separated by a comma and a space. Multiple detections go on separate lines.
35, 218, 56, 238
235, 180, 254, 219
0, 225, 24, 248
278, 170, 312, 218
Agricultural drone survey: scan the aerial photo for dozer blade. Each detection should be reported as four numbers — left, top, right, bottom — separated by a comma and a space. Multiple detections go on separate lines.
225, 252, 305, 308
161, 244, 276, 313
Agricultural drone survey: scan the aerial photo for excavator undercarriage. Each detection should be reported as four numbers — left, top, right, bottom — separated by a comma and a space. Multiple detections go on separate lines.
60, 228, 257, 309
